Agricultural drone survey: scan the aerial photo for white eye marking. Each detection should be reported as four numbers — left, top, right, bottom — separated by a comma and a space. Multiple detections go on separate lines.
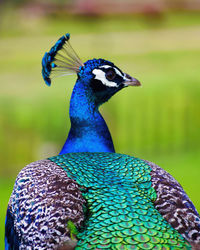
99, 65, 111, 69
114, 68, 123, 78
100, 65, 124, 78
92, 69, 117, 87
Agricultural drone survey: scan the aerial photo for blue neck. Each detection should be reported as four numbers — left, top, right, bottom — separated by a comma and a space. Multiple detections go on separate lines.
59, 79, 115, 154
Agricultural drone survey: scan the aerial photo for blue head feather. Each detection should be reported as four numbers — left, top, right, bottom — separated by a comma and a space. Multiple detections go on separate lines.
42, 33, 81, 86
78, 58, 114, 77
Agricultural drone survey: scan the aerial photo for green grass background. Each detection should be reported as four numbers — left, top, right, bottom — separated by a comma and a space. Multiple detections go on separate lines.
0, 10, 200, 246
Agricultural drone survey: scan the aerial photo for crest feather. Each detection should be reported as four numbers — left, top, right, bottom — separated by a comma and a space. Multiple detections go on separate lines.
42, 33, 83, 86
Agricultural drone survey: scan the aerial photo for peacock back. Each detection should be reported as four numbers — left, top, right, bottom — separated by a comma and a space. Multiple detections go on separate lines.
49, 152, 191, 249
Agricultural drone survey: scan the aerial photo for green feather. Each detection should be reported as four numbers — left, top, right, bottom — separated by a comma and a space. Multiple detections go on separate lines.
67, 220, 78, 240
49, 152, 191, 249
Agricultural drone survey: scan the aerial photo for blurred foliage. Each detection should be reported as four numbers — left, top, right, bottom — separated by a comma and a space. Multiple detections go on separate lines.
0, 7, 200, 245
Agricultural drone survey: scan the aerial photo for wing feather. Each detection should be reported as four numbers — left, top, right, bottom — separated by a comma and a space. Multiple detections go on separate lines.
145, 160, 200, 246
5, 159, 85, 249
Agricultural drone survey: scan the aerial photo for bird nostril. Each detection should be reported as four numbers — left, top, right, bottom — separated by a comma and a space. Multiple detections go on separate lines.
125, 73, 132, 80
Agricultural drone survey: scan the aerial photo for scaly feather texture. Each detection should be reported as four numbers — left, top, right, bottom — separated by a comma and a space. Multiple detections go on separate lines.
5, 33, 200, 249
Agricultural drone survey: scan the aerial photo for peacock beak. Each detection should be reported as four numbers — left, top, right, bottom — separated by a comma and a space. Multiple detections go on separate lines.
123, 73, 141, 87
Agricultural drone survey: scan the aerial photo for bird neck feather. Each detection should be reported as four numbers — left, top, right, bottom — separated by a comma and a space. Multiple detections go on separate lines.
59, 79, 115, 154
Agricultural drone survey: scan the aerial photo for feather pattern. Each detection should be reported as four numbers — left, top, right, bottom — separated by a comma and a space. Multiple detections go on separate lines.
6, 153, 193, 249
145, 160, 200, 245
6, 159, 85, 249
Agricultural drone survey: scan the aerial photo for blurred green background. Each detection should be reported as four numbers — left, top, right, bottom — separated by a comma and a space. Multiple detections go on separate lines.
1, 0, 200, 246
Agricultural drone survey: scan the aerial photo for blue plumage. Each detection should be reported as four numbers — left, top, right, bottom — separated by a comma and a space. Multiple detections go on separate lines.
5, 209, 20, 249
60, 59, 119, 154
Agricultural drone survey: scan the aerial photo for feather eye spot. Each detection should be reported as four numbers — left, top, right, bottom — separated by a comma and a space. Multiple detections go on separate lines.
51, 63, 57, 68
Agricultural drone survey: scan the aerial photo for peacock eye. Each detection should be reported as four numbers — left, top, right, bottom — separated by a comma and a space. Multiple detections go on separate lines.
105, 69, 116, 81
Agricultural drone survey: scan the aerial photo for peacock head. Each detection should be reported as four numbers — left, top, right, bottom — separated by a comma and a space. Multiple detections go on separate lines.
42, 33, 141, 106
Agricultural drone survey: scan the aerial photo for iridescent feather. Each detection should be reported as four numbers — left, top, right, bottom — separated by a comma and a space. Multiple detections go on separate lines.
42, 33, 83, 86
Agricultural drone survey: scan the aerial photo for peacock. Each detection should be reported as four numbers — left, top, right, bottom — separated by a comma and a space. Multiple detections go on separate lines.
5, 33, 200, 249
